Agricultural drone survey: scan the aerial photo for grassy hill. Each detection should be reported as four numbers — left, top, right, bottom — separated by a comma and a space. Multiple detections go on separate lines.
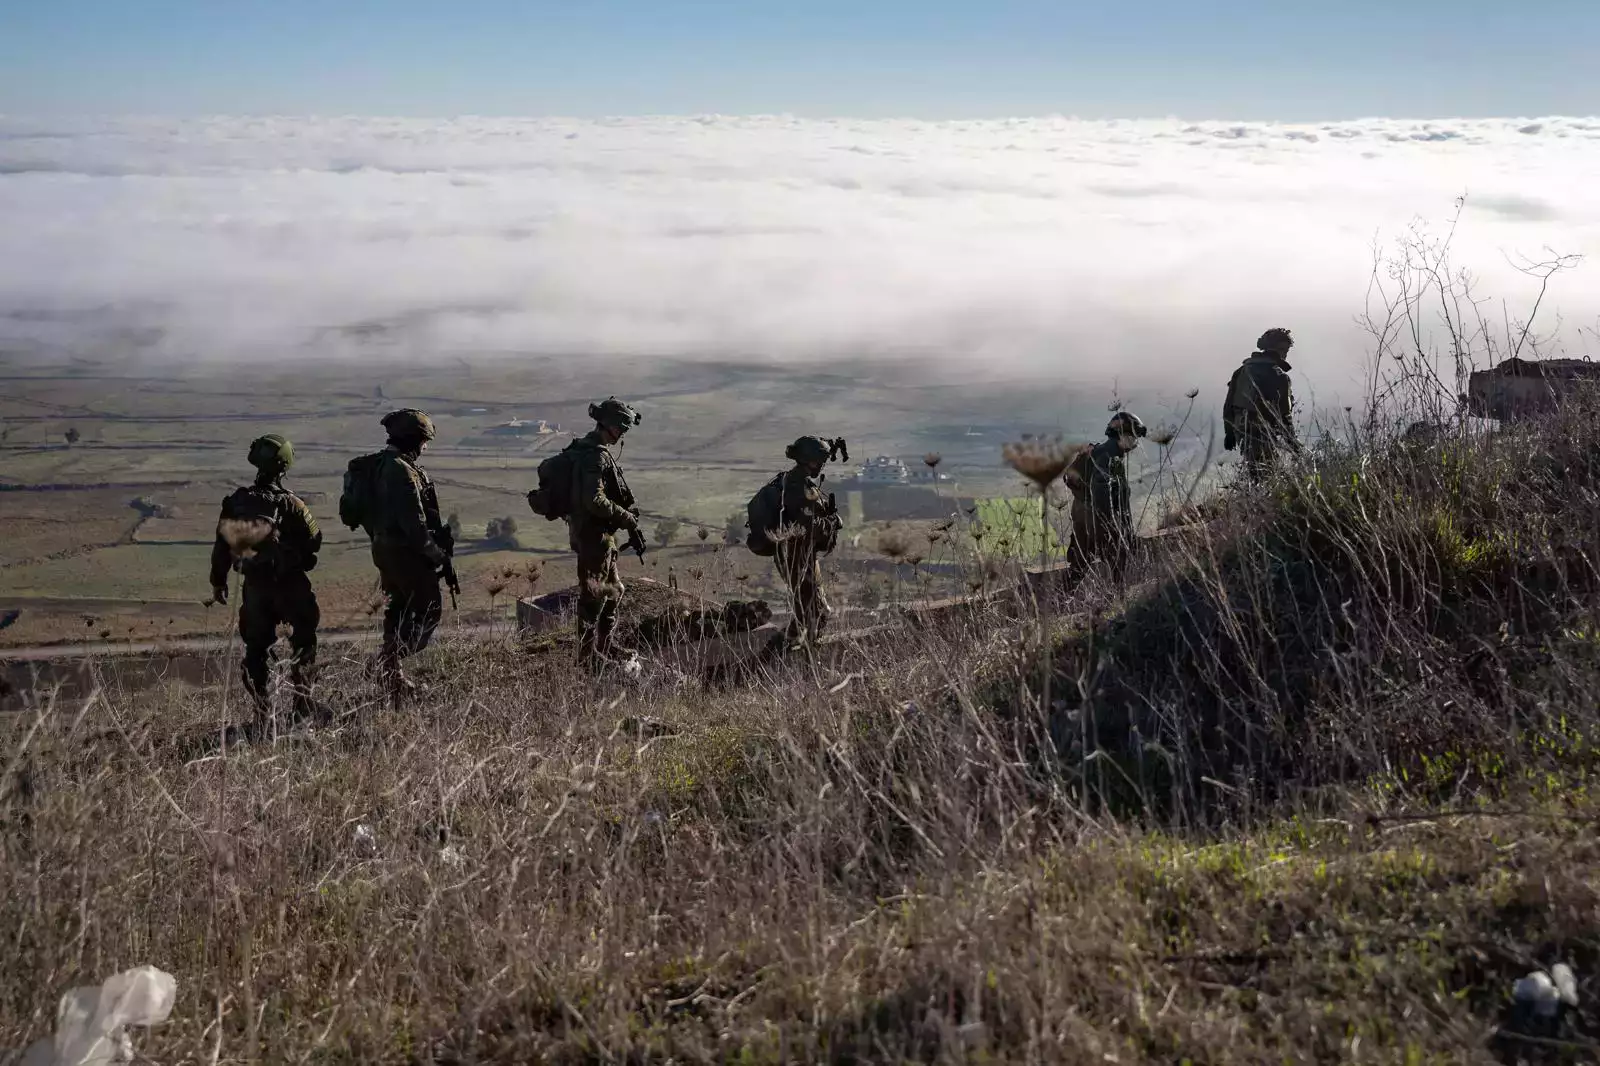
6, 402, 1600, 1063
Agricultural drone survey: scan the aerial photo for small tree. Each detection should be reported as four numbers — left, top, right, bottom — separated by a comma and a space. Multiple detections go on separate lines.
484, 516, 520, 547
64, 428, 80, 445
654, 518, 682, 548
723, 512, 744, 546
447, 512, 463, 541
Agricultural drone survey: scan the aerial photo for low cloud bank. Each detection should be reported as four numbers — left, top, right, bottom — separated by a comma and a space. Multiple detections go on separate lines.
2, 115, 1597, 397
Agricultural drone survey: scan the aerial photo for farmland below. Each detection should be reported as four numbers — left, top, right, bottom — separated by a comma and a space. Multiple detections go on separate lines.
0, 348, 1215, 650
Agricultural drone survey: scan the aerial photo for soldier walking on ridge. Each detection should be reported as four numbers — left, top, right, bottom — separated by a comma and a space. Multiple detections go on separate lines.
745, 436, 845, 651
209, 434, 323, 731
567, 398, 645, 673
775, 437, 844, 649
1062, 412, 1145, 594
349, 409, 457, 705
1223, 327, 1302, 482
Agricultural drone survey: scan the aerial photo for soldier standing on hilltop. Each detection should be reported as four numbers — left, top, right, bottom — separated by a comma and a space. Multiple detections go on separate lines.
1062, 412, 1145, 593
209, 434, 323, 731
566, 398, 646, 673
341, 409, 458, 705
746, 436, 846, 650
1223, 327, 1302, 481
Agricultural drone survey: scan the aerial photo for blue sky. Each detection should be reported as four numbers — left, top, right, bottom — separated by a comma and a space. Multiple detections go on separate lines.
3, 0, 1597, 118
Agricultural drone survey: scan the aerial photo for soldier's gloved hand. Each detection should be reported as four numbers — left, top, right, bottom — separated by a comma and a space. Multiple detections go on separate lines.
422, 541, 447, 566
628, 505, 642, 519
211, 585, 229, 606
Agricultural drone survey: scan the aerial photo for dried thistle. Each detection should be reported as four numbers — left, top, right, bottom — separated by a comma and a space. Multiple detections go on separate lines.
904, 552, 925, 568
1185, 387, 1200, 399
697, 526, 710, 541
1002, 436, 1079, 488
218, 517, 276, 558
484, 578, 509, 599
1149, 424, 1178, 447
923, 452, 942, 469
932, 518, 955, 532
523, 561, 543, 593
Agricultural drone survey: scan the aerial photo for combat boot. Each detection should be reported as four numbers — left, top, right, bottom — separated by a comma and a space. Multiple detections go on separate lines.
241, 663, 274, 738
289, 666, 331, 726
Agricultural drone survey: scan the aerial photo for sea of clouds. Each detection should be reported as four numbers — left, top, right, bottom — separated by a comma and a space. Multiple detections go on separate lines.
1, 114, 1597, 397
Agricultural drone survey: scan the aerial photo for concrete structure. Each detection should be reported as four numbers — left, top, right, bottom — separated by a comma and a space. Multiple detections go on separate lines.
850, 456, 911, 483
1466, 357, 1600, 421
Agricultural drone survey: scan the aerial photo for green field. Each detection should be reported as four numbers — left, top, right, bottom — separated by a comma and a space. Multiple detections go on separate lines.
0, 350, 1218, 646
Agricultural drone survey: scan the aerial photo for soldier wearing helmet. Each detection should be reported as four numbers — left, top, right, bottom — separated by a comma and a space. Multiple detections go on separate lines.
1223, 328, 1301, 481
567, 397, 644, 672
774, 435, 846, 649
208, 433, 323, 730
369, 408, 454, 701
1062, 412, 1145, 592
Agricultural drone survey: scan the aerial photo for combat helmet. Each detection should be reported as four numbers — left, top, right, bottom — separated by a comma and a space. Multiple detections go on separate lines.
1106, 411, 1148, 439
784, 435, 844, 464
588, 397, 642, 431
248, 434, 294, 472
381, 408, 436, 443
1256, 327, 1295, 355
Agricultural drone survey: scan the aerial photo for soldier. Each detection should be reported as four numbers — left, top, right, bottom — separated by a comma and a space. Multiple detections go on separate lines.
369, 409, 457, 702
208, 434, 322, 729
773, 436, 844, 649
1062, 412, 1145, 592
1223, 327, 1302, 481
566, 397, 645, 672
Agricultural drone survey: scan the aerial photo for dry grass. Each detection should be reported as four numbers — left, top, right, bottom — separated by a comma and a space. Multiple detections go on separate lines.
9, 400, 1600, 1061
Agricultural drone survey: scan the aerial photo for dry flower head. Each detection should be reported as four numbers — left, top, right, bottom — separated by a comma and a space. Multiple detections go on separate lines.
219, 517, 276, 557
1002, 437, 1081, 488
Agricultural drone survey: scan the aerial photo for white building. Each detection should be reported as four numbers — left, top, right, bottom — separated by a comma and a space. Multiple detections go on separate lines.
853, 456, 911, 483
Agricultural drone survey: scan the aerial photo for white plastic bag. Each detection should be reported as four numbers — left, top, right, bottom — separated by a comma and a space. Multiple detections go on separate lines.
19, 966, 176, 1066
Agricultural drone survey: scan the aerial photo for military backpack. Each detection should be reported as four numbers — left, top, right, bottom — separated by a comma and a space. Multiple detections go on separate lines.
339, 452, 389, 536
744, 474, 786, 558
527, 442, 581, 522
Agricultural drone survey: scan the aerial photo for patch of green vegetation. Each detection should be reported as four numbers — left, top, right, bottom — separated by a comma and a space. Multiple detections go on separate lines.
972, 496, 1067, 560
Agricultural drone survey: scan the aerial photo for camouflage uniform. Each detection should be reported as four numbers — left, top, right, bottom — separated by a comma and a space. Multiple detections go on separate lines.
208, 435, 322, 722
368, 411, 453, 695
775, 438, 842, 647
1224, 329, 1300, 482
566, 399, 642, 671
1063, 414, 1144, 591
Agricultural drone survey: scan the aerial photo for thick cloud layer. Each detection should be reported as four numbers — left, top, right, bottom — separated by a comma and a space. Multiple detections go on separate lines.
2, 115, 1597, 395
